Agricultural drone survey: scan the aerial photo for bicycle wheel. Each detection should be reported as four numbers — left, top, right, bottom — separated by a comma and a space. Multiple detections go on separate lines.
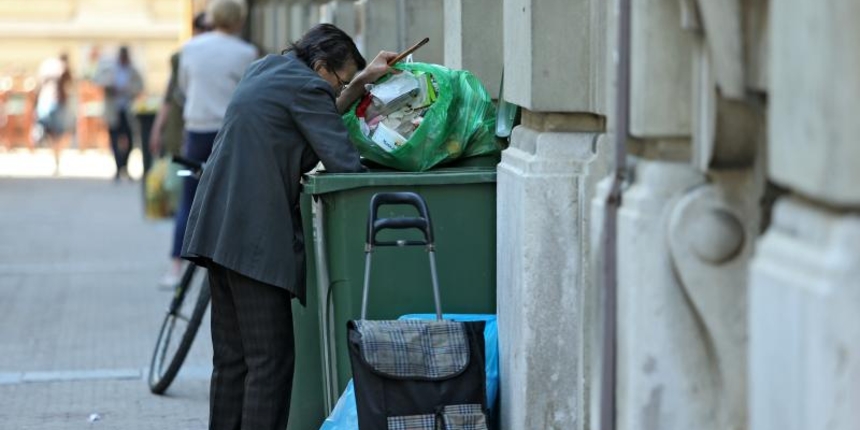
148, 263, 211, 394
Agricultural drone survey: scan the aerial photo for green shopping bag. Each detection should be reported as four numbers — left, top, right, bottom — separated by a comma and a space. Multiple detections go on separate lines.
342, 62, 500, 172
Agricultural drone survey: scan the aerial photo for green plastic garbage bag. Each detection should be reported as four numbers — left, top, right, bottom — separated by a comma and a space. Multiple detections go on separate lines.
343, 62, 500, 172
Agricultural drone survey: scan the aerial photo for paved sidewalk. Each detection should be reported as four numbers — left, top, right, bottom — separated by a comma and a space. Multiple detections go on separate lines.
0, 164, 213, 429
0, 147, 145, 179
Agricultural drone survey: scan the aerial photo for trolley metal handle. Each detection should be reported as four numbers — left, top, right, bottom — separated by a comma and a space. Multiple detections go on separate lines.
361, 192, 442, 321
366, 192, 434, 246
371, 218, 430, 247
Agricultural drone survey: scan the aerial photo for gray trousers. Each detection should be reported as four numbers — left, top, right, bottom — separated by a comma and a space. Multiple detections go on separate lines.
207, 263, 295, 430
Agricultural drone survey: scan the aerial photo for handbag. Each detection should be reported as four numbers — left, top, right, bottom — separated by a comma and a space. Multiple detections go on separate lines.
144, 156, 177, 219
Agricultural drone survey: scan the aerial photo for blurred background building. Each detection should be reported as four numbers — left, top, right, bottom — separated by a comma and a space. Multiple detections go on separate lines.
0, 0, 193, 151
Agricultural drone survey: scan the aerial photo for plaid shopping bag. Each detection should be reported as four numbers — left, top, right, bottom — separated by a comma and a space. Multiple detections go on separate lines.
347, 319, 488, 430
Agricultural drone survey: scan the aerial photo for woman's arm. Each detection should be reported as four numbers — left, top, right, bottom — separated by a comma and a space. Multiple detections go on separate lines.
336, 50, 398, 114
294, 81, 365, 173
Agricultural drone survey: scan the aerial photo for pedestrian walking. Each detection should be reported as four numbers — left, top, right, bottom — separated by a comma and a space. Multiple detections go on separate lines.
96, 45, 144, 181
148, 12, 210, 159
34, 52, 73, 175
159, 0, 257, 287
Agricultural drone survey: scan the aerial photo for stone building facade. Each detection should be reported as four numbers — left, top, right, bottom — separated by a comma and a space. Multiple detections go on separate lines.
245, 1, 859, 429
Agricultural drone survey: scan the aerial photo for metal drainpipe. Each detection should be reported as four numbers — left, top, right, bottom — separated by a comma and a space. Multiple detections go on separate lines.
600, 0, 631, 428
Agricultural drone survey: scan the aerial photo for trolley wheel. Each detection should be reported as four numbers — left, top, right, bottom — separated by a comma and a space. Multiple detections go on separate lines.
148, 264, 211, 394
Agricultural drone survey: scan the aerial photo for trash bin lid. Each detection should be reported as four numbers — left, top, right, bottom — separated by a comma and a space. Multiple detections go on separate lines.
302, 167, 496, 195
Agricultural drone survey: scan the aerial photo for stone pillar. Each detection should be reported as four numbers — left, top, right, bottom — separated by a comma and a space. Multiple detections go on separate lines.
358, 0, 396, 58
612, 0, 747, 428
308, 2, 321, 28
256, 0, 286, 53
288, 2, 305, 41
497, 0, 608, 429
443, 0, 502, 97
289, 1, 313, 41
400, 0, 443, 64
749, 0, 860, 429
272, 1, 290, 50
247, 0, 264, 48
326, 0, 357, 38
361, 0, 443, 63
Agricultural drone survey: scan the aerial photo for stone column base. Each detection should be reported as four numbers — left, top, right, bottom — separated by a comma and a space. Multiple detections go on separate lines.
750, 197, 860, 430
498, 124, 605, 430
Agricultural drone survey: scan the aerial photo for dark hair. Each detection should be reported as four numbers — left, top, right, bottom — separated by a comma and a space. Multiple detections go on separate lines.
192, 12, 210, 32
285, 24, 366, 72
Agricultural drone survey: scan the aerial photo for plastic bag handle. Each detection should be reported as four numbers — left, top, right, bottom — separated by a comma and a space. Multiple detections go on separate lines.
171, 155, 205, 178
171, 154, 202, 170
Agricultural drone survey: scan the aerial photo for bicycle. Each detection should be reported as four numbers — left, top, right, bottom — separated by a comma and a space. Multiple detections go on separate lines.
148, 156, 211, 395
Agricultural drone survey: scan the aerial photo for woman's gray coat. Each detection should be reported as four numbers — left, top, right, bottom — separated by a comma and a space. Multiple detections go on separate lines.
181, 52, 364, 305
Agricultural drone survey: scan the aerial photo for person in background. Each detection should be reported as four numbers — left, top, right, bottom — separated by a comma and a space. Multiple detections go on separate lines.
148, 12, 209, 159
82, 45, 104, 81
158, 0, 257, 288
35, 52, 73, 175
182, 24, 396, 430
96, 45, 144, 181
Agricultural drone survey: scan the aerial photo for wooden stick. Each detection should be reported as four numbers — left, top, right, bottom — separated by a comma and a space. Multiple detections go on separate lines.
388, 37, 430, 66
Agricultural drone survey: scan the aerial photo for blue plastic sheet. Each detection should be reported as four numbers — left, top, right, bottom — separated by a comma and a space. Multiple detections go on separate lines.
319, 314, 499, 430
319, 380, 358, 430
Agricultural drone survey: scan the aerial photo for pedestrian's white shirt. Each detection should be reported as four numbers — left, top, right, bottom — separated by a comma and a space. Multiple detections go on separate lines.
179, 31, 257, 132
36, 57, 64, 117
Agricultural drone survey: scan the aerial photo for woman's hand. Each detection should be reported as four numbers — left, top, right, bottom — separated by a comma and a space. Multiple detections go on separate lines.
354, 50, 399, 85
336, 50, 399, 114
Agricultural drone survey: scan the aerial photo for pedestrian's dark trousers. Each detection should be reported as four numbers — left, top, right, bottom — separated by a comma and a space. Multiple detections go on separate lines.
108, 108, 134, 174
171, 131, 217, 258
207, 263, 296, 430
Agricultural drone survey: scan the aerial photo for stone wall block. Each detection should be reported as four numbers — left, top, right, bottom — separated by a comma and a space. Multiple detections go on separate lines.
360, 0, 398, 59
743, 0, 769, 93
274, 2, 290, 51
768, 0, 860, 206
629, 0, 694, 137
443, 0, 503, 98
503, 0, 606, 113
693, 0, 745, 99
401, 0, 444, 65
749, 197, 860, 430
362, 0, 443, 64
289, 2, 311, 42
328, 0, 357, 38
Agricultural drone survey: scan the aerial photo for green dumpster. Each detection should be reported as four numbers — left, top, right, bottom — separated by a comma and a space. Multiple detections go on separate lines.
294, 165, 498, 422
286, 255, 326, 430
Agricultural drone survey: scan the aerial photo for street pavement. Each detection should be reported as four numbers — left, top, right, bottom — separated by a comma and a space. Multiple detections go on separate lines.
0, 149, 213, 429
